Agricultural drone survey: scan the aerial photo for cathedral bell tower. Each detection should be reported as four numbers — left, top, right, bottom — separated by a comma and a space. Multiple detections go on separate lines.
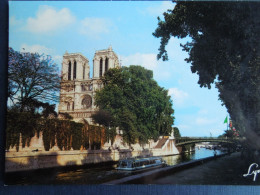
58, 52, 94, 123
93, 45, 120, 79
58, 46, 120, 124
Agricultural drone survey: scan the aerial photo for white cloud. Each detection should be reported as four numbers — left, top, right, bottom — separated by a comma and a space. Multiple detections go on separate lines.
120, 53, 175, 82
195, 117, 216, 125
120, 53, 158, 70
53, 55, 62, 62
168, 88, 188, 106
20, 44, 53, 55
79, 17, 113, 38
145, 1, 175, 16
20, 44, 62, 69
25, 6, 75, 33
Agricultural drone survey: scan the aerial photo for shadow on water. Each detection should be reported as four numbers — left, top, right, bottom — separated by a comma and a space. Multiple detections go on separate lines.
5, 148, 155, 185
5, 148, 221, 185
52, 148, 157, 184
5, 152, 60, 185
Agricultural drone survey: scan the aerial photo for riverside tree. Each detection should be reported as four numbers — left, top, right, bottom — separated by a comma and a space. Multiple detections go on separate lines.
94, 65, 174, 145
7, 47, 61, 150
92, 110, 117, 143
153, 2, 260, 149
173, 127, 181, 138
8, 47, 60, 112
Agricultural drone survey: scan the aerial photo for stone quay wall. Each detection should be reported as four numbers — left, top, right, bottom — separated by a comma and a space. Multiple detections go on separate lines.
5, 131, 180, 172
5, 146, 179, 172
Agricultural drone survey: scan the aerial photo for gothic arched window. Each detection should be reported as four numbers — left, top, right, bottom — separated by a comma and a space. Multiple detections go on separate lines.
68, 61, 71, 80
105, 58, 109, 72
99, 58, 103, 77
83, 64, 85, 79
73, 61, 77, 79
93, 60, 94, 78
82, 95, 92, 109
67, 102, 70, 111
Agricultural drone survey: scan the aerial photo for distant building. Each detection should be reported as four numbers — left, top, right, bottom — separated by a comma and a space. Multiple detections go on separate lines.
58, 46, 120, 124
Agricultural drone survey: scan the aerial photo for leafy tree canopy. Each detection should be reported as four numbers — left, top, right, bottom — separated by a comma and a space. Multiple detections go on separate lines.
94, 65, 174, 144
173, 127, 181, 138
153, 2, 260, 149
8, 47, 60, 112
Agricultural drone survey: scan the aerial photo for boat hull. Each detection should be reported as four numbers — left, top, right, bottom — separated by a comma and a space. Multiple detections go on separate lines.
116, 163, 165, 171
116, 157, 166, 171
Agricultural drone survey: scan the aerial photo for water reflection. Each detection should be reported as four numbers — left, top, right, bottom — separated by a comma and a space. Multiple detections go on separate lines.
162, 147, 224, 166
5, 147, 224, 185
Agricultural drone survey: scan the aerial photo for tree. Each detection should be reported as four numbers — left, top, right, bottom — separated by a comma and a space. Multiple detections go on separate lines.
8, 47, 60, 112
173, 127, 181, 138
153, 2, 260, 149
92, 110, 116, 143
92, 110, 114, 127
94, 66, 174, 144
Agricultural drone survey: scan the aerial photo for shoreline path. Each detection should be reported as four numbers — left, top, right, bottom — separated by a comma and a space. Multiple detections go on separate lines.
140, 152, 260, 185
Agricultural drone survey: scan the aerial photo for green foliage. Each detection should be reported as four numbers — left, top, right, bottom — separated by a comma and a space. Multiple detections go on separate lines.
223, 130, 235, 139
88, 125, 105, 150
92, 110, 117, 144
92, 110, 114, 127
81, 120, 90, 150
153, 2, 260, 148
219, 128, 239, 139
41, 119, 83, 151
6, 110, 39, 151
6, 111, 22, 151
42, 119, 56, 151
94, 65, 175, 144
173, 127, 181, 138
6, 111, 86, 151
71, 122, 84, 150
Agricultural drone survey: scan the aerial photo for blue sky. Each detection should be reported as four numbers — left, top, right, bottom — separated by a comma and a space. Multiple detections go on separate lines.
9, 1, 228, 137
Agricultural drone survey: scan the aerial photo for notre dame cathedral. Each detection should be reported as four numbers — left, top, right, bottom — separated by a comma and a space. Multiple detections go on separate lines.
58, 46, 120, 124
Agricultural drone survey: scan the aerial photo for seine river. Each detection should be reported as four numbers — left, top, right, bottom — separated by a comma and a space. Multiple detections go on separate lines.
5, 148, 225, 185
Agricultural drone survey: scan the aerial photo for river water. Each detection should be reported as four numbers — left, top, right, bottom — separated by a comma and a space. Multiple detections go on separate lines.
5, 148, 225, 185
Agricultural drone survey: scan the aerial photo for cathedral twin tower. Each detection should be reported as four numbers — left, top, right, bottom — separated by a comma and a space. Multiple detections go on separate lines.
58, 46, 120, 124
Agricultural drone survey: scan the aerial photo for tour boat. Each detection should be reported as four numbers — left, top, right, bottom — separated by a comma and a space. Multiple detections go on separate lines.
116, 156, 167, 171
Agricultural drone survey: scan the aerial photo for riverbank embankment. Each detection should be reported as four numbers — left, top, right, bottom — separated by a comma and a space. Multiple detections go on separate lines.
5, 147, 179, 172
105, 152, 260, 185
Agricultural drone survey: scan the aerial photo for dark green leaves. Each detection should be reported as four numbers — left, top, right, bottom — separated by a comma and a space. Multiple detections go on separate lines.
94, 65, 174, 144
153, 1, 260, 147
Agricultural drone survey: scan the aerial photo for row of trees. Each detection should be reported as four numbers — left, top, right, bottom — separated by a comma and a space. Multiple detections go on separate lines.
153, 1, 260, 149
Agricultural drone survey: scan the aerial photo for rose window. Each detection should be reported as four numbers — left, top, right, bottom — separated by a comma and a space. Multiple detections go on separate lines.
82, 95, 92, 109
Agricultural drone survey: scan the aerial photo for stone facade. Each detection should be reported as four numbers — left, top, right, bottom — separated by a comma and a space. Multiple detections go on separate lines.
58, 46, 120, 124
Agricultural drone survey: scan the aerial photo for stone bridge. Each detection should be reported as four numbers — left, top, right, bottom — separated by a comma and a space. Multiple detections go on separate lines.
175, 137, 239, 146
